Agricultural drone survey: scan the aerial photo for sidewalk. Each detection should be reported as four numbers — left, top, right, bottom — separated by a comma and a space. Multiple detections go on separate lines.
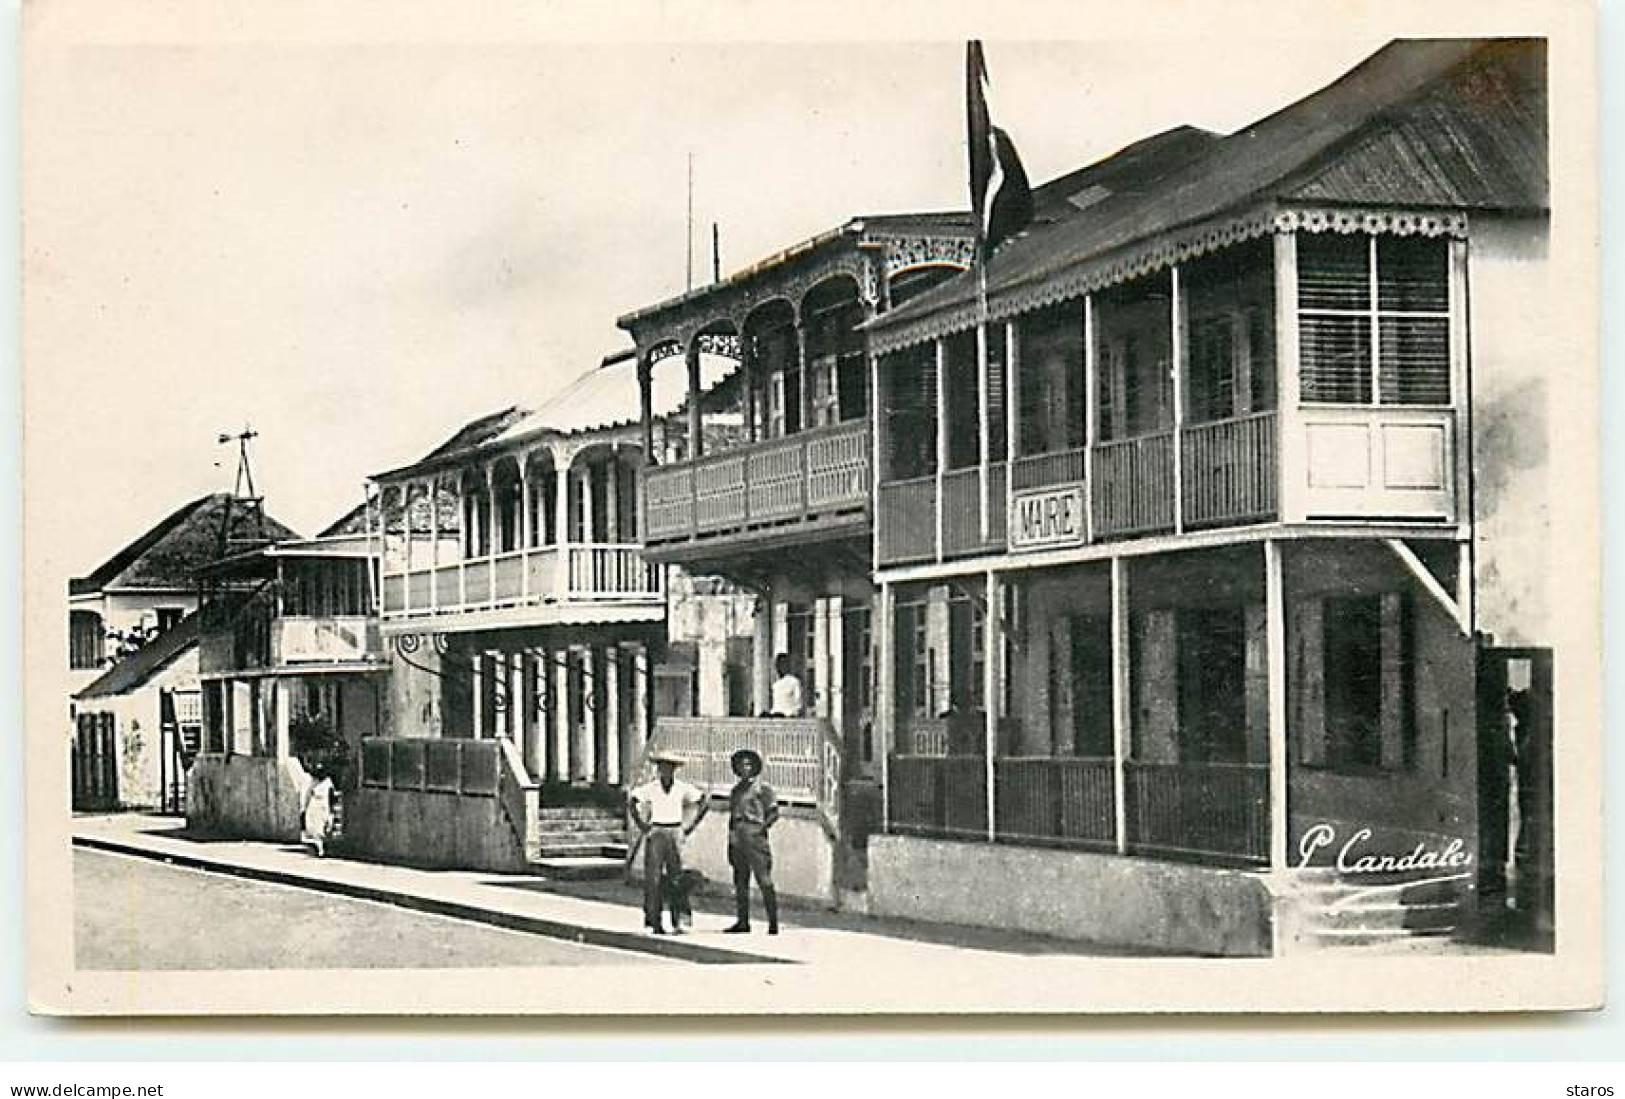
71, 813, 1145, 967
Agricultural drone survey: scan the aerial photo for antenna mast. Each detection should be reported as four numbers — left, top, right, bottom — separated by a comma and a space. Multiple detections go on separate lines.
215, 425, 269, 557
685, 151, 695, 292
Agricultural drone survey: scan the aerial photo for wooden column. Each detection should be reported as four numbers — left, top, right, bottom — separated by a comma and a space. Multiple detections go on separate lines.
591, 647, 609, 786
638, 352, 656, 465
1273, 232, 1303, 522
552, 647, 570, 781
428, 475, 441, 585
934, 337, 948, 562
742, 332, 758, 443
484, 463, 498, 566
1110, 556, 1130, 854
1083, 294, 1097, 543
686, 341, 704, 459
605, 450, 620, 544
795, 320, 811, 431
984, 570, 1000, 842
521, 651, 541, 779
877, 581, 896, 830
753, 589, 774, 715
519, 456, 533, 602
456, 474, 468, 606
1004, 320, 1018, 543
1170, 263, 1186, 535
1264, 538, 1289, 874
605, 646, 622, 785
554, 445, 572, 597
977, 322, 991, 542
273, 678, 291, 761
868, 321, 884, 572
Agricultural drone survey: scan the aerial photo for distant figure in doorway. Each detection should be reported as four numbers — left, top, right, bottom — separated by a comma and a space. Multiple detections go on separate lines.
629, 752, 706, 935
724, 748, 780, 935
301, 770, 336, 858
770, 653, 804, 718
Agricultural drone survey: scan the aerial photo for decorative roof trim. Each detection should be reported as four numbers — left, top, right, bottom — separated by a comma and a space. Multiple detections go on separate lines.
869, 202, 1471, 356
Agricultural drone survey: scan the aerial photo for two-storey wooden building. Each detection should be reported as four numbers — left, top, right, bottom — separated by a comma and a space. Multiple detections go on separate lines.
859, 38, 1550, 953
190, 531, 387, 840
621, 213, 981, 898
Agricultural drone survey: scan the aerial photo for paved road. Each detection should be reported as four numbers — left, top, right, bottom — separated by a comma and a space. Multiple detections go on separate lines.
75, 848, 667, 970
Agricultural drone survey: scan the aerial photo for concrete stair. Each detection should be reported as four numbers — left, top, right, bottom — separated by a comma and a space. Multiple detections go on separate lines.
526, 804, 629, 881
1285, 867, 1468, 951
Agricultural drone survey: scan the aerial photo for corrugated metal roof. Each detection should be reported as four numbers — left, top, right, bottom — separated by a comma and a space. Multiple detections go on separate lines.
75, 613, 199, 700
870, 38, 1546, 340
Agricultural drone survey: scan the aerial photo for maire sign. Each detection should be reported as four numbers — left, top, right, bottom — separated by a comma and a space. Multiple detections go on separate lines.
1008, 483, 1087, 551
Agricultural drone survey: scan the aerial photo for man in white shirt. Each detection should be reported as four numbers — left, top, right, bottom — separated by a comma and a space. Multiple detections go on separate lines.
628, 752, 706, 934
770, 653, 804, 718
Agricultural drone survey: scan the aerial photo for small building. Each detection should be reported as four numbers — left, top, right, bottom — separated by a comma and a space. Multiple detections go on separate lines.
858, 38, 1551, 954
69, 493, 297, 697
188, 533, 387, 840
71, 613, 201, 813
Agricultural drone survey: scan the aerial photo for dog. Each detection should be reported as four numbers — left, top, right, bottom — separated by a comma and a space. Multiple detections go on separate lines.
664, 868, 708, 932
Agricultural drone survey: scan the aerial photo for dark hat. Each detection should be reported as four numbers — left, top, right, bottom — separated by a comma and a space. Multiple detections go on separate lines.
730, 748, 764, 773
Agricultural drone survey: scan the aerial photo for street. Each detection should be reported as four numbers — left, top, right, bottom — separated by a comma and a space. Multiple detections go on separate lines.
75, 848, 666, 970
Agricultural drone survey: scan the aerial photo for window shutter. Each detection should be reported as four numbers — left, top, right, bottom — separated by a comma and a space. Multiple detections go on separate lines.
1293, 598, 1328, 767
1298, 233, 1369, 310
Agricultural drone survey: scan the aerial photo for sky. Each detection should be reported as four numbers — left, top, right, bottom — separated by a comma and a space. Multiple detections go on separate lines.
25, 9, 1394, 575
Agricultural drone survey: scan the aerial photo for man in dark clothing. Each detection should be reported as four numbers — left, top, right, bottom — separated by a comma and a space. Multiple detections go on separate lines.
723, 748, 780, 935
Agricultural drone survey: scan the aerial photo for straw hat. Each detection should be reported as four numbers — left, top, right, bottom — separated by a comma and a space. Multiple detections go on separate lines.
648, 751, 686, 767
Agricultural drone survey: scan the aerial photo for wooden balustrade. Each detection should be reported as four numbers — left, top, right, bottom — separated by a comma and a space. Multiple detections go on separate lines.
379, 543, 656, 621
1011, 447, 1087, 492
993, 757, 1115, 848
876, 476, 936, 565
940, 467, 982, 556
639, 420, 870, 546
746, 437, 805, 522
886, 755, 989, 840
642, 717, 831, 805
1124, 760, 1269, 865
567, 543, 662, 598
1181, 410, 1278, 528
492, 551, 524, 603
1091, 430, 1177, 538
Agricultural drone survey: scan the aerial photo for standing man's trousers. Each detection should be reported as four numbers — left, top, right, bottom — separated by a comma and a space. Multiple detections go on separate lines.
643, 825, 683, 929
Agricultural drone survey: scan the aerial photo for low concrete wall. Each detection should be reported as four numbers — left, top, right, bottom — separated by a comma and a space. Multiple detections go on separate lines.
187, 755, 309, 842
343, 786, 527, 873
868, 835, 1274, 956
636, 804, 836, 906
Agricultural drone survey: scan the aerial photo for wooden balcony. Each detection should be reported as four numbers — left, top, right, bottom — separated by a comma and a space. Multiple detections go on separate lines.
378, 542, 662, 628
876, 411, 1287, 566
640, 420, 870, 557
200, 612, 383, 674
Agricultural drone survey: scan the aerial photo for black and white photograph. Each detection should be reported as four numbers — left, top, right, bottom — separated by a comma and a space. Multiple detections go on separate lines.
22, 0, 1602, 1016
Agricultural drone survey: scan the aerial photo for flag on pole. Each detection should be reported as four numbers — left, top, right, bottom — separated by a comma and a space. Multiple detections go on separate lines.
966, 40, 1034, 262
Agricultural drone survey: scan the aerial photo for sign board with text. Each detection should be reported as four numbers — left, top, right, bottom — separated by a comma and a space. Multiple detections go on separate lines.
1008, 483, 1087, 551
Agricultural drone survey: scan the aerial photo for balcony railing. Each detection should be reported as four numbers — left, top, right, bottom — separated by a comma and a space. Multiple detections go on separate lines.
1092, 430, 1177, 538
993, 756, 1115, 849
1124, 760, 1268, 865
885, 754, 1268, 866
379, 542, 661, 622
641, 420, 870, 546
886, 754, 988, 840
1181, 410, 1278, 528
874, 412, 1282, 566
272, 616, 380, 665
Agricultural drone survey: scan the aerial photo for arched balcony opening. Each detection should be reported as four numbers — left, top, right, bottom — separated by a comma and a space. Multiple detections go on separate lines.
799, 275, 865, 430
741, 299, 797, 441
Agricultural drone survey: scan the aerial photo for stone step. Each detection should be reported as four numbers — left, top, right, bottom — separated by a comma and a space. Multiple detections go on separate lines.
1305, 901, 1459, 934
535, 827, 626, 846
537, 805, 624, 821
536, 816, 628, 834
535, 839, 631, 858
526, 855, 627, 881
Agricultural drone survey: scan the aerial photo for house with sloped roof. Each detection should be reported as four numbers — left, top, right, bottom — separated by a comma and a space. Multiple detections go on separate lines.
68, 493, 299, 693
72, 612, 202, 813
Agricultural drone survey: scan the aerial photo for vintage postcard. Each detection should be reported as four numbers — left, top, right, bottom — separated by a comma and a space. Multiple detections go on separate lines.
23, 0, 1603, 1015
